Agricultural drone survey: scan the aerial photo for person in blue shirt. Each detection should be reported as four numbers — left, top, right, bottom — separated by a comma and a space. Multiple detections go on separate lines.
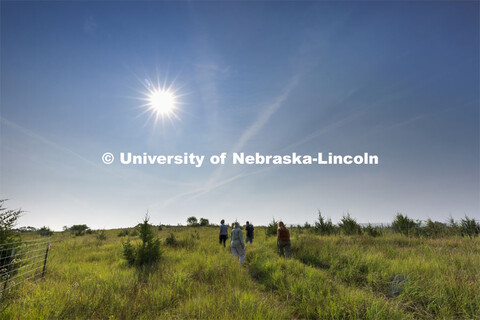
219, 219, 228, 247
245, 221, 254, 244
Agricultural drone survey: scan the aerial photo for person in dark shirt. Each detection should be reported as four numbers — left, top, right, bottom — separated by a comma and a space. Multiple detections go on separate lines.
277, 221, 291, 258
245, 221, 254, 244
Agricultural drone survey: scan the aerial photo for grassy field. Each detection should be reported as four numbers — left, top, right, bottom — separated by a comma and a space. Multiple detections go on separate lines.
2, 226, 479, 319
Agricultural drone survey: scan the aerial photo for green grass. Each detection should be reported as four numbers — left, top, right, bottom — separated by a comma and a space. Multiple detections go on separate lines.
1, 227, 479, 319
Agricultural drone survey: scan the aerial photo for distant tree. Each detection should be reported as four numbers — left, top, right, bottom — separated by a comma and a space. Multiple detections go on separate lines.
199, 218, 209, 226
187, 216, 198, 226
67, 224, 90, 236
37, 226, 53, 236
17, 226, 37, 233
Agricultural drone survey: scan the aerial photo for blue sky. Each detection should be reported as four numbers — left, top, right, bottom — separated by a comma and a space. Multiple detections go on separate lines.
1, 1, 478, 230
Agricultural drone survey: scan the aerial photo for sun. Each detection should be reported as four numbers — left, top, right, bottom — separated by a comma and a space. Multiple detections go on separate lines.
148, 89, 176, 116
137, 77, 183, 125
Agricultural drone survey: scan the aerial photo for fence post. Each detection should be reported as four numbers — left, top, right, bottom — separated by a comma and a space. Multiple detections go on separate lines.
2, 246, 16, 293
41, 243, 50, 278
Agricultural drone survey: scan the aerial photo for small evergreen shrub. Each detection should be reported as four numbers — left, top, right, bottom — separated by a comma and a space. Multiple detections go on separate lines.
339, 214, 362, 235
122, 216, 161, 266
314, 211, 336, 235
363, 224, 381, 237
165, 233, 177, 246
460, 216, 480, 238
122, 240, 136, 265
265, 218, 278, 236
392, 213, 419, 237
448, 217, 461, 236
422, 219, 448, 238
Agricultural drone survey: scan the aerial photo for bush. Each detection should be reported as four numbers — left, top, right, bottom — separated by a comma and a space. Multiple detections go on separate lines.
363, 224, 381, 237
314, 211, 336, 235
118, 229, 130, 237
165, 232, 198, 249
447, 217, 461, 236
265, 218, 277, 236
338, 214, 362, 235
199, 218, 209, 226
96, 230, 107, 241
37, 226, 53, 236
460, 216, 480, 238
392, 213, 420, 237
0, 199, 22, 245
122, 240, 136, 265
0, 200, 23, 271
422, 219, 448, 238
123, 216, 161, 266
165, 233, 177, 246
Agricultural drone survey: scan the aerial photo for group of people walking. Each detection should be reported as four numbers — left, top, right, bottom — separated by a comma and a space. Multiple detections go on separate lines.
219, 219, 290, 265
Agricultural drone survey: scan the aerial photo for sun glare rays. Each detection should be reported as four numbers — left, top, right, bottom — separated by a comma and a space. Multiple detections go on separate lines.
136, 74, 185, 126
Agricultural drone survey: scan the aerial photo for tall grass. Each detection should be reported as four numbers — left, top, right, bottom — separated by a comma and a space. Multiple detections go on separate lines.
2, 226, 479, 319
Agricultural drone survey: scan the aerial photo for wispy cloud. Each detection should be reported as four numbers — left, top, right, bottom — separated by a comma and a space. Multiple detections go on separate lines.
233, 75, 300, 151
154, 165, 275, 209
1, 117, 194, 187
203, 75, 300, 193
388, 115, 427, 130
1, 117, 100, 168
282, 109, 365, 152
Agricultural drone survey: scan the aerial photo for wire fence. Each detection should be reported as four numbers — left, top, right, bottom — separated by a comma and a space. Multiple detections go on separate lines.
0, 239, 51, 299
